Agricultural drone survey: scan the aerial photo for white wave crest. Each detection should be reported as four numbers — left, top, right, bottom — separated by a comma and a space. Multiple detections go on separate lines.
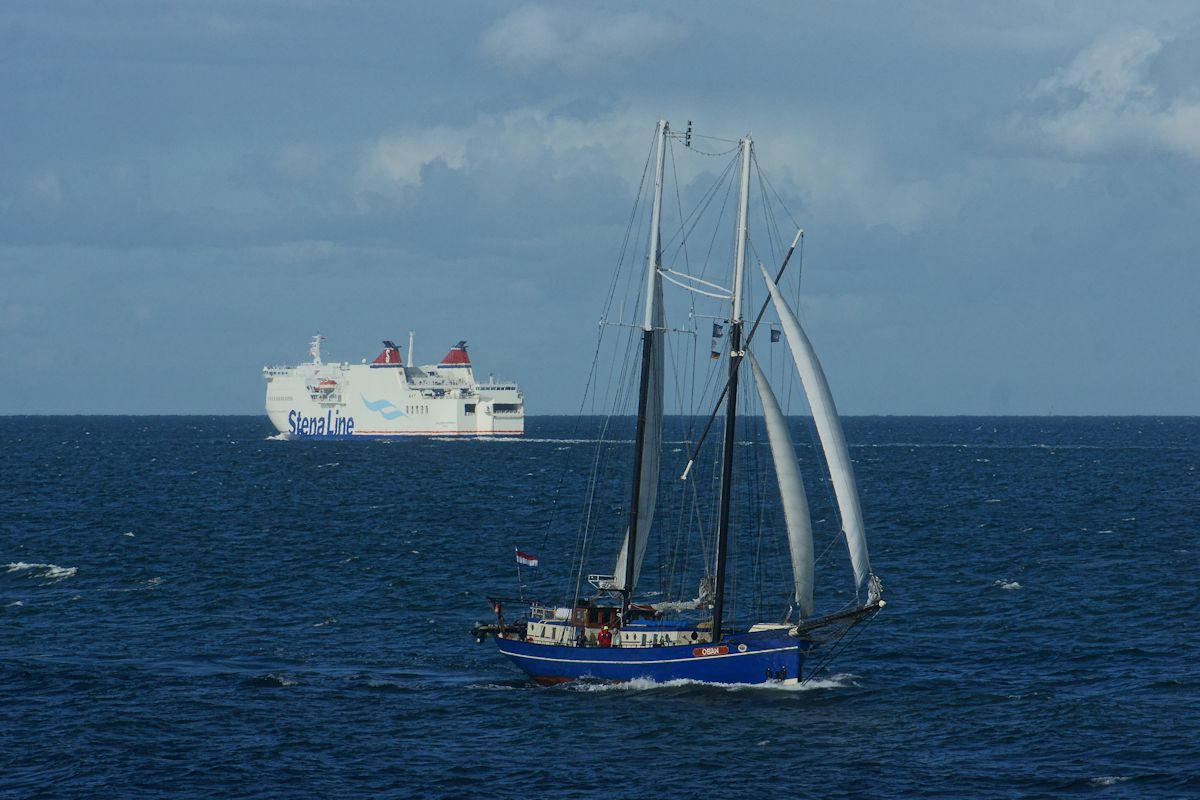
5, 562, 77, 582
568, 672, 858, 693
1088, 776, 1130, 787
265, 433, 288, 441
994, 579, 1022, 590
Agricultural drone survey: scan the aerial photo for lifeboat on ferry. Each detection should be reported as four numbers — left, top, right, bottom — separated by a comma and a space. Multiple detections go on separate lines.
316, 379, 337, 394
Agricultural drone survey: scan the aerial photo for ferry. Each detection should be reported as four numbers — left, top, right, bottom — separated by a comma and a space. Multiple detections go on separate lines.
263, 334, 524, 437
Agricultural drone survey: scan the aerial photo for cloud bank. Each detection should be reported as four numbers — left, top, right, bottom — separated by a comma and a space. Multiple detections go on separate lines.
1007, 29, 1200, 162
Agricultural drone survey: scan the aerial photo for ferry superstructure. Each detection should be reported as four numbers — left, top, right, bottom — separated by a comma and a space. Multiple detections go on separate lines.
263, 334, 524, 437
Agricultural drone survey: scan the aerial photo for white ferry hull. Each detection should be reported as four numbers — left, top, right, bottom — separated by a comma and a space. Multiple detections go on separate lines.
263, 337, 524, 438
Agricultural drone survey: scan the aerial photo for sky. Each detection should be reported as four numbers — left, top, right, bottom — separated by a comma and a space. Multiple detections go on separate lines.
2, 0, 1198, 415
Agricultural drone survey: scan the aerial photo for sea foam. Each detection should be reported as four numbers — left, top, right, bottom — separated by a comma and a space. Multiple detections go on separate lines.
5, 562, 77, 582
568, 672, 859, 693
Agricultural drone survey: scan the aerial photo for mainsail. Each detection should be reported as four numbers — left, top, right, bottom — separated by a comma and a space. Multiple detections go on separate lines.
612, 120, 668, 594
612, 285, 663, 592
761, 266, 872, 591
748, 353, 814, 618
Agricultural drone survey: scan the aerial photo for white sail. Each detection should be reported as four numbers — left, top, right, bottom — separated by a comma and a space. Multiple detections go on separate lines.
761, 265, 872, 591
748, 353, 814, 617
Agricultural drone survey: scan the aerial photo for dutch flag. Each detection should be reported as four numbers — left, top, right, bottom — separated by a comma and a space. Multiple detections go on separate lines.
515, 549, 539, 568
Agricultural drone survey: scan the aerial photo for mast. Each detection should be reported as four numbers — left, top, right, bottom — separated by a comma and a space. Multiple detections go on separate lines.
710, 135, 752, 641
619, 119, 668, 605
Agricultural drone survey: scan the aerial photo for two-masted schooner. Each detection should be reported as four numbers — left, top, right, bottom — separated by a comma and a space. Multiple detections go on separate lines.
473, 120, 884, 685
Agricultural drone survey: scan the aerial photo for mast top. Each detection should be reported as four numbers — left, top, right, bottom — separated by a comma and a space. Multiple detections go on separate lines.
731, 135, 753, 323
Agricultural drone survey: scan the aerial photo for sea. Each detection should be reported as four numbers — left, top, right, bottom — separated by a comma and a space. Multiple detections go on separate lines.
2, 415, 1197, 799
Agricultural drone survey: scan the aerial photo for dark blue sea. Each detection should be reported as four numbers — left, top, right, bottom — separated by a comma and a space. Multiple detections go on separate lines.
3, 416, 1198, 799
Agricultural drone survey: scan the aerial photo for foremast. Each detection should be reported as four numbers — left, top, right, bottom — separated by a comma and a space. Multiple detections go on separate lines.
615, 119, 668, 609
711, 135, 753, 642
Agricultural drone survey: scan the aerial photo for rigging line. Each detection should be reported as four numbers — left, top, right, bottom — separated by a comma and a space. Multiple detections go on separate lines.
754, 156, 787, 275
688, 131, 742, 144
563, 128, 660, 605
685, 152, 738, 303
682, 143, 740, 157
680, 228, 805, 479
682, 159, 740, 423
588, 132, 655, 417
660, 152, 738, 258
670, 142, 705, 487
571, 328, 641, 608
799, 607, 881, 687
662, 147, 739, 260
667, 134, 694, 288
666, 328, 703, 607
781, 234, 805, 414
755, 159, 802, 234
539, 303, 628, 564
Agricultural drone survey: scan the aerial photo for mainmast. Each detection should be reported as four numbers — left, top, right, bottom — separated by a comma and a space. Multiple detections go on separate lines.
619, 119, 668, 606
710, 135, 752, 642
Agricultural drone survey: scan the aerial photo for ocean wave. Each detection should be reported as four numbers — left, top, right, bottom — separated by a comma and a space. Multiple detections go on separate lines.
245, 673, 298, 688
1088, 776, 1130, 787
994, 579, 1022, 590
567, 672, 859, 693
5, 562, 77, 583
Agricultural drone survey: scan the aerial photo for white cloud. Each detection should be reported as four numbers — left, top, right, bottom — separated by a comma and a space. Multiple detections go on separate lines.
480, 5, 683, 73
356, 107, 961, 233
1006, 28, 1200, 161
357, 127, 469, 193
356, 109, 649, 197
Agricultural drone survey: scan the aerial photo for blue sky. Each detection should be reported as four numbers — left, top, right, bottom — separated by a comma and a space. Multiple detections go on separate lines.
3, 1, 1198, 414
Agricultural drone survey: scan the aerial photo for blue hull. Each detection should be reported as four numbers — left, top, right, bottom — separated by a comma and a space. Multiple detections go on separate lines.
495, 630, 811, 685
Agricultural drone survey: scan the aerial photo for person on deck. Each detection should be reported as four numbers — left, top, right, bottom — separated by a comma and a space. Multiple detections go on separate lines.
597, 626, 612, 648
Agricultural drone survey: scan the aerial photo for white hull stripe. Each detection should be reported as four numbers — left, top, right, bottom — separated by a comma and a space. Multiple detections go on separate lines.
501, 643, 796, 667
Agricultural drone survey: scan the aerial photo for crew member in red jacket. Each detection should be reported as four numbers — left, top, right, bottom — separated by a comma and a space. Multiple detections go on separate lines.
597, 625, 612, 647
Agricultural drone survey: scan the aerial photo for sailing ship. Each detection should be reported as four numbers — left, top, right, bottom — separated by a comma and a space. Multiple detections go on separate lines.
473, 120, 884, 685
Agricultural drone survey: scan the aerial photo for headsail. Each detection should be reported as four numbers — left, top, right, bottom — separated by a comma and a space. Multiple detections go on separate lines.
748, 353, 814, 618
761, 265, 872, 593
